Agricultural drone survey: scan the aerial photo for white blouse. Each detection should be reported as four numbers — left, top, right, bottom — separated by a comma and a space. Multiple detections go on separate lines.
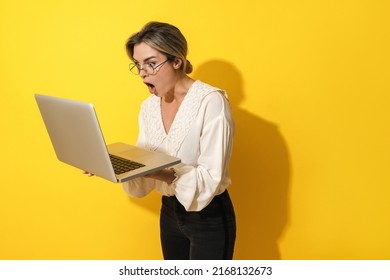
122, 80, 234, 211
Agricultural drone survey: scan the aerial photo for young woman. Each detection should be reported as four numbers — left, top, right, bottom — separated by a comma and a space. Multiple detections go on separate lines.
123, 21, 236, 260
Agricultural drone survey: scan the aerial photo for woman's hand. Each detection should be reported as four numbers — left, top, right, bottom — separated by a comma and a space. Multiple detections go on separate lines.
143, 168, 177, 184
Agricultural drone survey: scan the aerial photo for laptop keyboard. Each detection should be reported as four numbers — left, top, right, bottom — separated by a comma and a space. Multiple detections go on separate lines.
109, 154, 145, 175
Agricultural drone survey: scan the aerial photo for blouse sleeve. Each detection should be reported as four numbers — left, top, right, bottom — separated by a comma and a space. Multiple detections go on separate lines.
173, 92, 234, 211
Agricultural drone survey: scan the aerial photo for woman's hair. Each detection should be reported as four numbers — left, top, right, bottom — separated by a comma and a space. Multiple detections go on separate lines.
125, 21, 193, 74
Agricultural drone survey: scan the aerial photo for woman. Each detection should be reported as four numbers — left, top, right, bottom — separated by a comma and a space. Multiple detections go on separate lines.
123, 21, 236, 260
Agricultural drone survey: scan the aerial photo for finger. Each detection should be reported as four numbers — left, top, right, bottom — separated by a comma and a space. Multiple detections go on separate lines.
82, 171, 94, 177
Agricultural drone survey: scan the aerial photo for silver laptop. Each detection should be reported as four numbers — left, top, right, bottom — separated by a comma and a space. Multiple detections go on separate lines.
35, 94, 180, 183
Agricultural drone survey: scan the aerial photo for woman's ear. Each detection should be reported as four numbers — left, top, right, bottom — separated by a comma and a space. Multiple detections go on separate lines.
173, 58, 182, 69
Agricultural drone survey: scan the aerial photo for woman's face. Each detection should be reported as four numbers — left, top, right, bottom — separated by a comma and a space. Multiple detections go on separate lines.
133, 42, 178, 97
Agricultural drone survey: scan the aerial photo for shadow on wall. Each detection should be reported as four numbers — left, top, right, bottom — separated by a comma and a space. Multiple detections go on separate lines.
193, 60, 291, 260
128, 59, 291, 260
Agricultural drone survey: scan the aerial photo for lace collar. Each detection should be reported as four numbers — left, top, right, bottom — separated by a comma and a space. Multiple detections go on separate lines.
141, 80, 223, 156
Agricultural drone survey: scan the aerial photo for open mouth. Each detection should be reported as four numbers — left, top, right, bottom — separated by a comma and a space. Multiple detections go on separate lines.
144, 82, 156, 94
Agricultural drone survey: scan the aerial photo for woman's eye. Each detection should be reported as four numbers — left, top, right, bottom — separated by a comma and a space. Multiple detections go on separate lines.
147, 62, 156, 68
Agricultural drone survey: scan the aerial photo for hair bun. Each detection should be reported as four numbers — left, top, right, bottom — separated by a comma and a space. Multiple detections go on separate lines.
186, 60, 193, 74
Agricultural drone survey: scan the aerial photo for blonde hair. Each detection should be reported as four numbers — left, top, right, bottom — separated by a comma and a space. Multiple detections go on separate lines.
125, 22, 193, 74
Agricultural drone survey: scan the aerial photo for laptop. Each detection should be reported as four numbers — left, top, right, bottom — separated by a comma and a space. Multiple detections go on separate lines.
35, 94, 181, 183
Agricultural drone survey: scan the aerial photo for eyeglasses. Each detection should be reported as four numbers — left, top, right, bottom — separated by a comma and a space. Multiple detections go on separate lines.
129, 59, 169, 75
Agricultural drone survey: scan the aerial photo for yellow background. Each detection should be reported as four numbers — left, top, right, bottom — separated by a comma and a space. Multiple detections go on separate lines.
1, 0, 389, 259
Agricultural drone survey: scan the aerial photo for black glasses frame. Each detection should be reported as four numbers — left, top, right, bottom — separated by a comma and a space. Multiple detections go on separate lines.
129, 59, 169, 75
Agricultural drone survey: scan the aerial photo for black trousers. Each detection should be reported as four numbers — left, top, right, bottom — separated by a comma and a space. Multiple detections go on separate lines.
160, 190, 236, 260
